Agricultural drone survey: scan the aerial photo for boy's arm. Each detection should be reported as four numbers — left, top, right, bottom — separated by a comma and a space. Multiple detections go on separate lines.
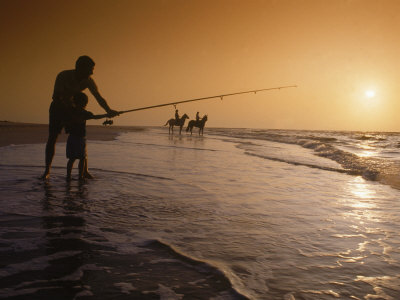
90, 113, 110, 120
83, 110, 111, 120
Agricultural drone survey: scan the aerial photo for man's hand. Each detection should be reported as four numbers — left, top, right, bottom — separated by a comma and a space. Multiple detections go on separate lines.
107, 109, 120, 118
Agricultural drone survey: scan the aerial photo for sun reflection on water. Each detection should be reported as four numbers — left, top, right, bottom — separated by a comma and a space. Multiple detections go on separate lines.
358, 150, 375, 158
348, 176, 376, 203
357, 143, 377, 158
340, 178, 397, 299
341, 176, 382, 227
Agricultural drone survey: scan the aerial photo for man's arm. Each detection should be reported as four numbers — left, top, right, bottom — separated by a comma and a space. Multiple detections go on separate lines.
88, 78, 119, 117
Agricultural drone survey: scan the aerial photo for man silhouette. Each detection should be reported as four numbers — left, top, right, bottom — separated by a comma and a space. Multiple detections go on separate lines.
42, 56, 119, 179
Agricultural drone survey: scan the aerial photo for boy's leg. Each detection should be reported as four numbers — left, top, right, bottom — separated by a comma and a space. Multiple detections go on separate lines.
67, 159, 75, 181
81, 138, 93, 179
83, 158, 94, 179
78, 159, 85, 180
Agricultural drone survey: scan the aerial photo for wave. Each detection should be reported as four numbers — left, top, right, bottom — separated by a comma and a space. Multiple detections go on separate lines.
244, 139, 391, 182
294, 139, 400, 185
141, 239, 249, 299
354, 134, 388, 141
294, 140, 378, 177
244, 151, 354, 175
210, 129, 400, 188
0, 209, 249, 299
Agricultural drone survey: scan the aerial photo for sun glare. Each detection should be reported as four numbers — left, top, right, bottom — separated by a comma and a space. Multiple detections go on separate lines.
365, 90, 376, 98
356, 87, 382, 112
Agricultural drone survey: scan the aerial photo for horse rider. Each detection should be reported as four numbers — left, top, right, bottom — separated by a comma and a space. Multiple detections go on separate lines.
196, 111, 200, 123
175, 109, 180, 124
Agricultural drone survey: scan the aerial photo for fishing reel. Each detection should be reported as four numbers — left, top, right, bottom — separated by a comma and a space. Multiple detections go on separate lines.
102, 119, 113, 126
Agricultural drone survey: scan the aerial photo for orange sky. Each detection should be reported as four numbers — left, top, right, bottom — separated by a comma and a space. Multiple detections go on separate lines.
1, 0, 400, 131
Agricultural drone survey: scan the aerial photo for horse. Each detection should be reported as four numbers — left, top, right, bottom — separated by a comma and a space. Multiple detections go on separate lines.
186, 115, 208, 135
164, 113, 189, 134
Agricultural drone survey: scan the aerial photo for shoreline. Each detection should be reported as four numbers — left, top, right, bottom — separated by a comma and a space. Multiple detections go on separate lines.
0, 121, 145, 147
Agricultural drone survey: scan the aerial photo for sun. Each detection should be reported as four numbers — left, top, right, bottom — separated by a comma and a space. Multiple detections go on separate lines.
360, 88, 381, 109
365, 90, 376, 98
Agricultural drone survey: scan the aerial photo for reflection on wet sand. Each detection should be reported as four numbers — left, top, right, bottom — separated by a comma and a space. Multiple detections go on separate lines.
39, 181, 92, 298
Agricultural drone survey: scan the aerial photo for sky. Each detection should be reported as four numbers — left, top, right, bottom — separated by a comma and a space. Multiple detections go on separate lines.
1, 0, 400, 131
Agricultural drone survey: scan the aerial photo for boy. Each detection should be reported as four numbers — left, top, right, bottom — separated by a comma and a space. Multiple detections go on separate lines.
66, 92, 111, 181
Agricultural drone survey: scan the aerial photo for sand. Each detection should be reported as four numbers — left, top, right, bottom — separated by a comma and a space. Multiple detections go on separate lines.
0, 121, 145, 147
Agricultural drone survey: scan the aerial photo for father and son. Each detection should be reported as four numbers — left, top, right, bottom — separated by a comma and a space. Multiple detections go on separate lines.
42, 55, 203, 181
42, 55, 119, 181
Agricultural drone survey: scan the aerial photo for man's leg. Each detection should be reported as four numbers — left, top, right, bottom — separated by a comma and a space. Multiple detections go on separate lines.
41, 132, 59, 179
42, 101, 64, 180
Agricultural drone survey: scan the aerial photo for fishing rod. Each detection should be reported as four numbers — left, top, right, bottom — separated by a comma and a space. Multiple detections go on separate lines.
118, 85, 297, 115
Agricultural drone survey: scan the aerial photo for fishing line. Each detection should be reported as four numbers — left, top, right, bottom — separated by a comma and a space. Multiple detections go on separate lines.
118, 85, 297, 115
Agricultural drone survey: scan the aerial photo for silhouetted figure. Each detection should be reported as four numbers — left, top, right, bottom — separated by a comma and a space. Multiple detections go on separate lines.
196, 111, 200, 123
175, 109, 180, 124
186, 115, 208, 135
66, 92, 110, 181
42, 56, 119, 179
164, 113, 189, 134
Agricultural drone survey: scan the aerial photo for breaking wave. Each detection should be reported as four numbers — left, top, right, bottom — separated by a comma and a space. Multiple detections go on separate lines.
208, 128, 400, 189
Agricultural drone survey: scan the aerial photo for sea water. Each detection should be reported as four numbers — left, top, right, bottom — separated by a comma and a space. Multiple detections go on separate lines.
1, 127, 400, 299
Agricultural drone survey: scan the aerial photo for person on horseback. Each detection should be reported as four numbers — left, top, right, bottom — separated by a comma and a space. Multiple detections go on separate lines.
175, 109, 180, 124
165, 113, 189, 134
196, 111, 200, 123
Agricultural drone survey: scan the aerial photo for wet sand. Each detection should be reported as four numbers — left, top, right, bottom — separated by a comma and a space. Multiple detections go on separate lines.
0, 121, 145, 147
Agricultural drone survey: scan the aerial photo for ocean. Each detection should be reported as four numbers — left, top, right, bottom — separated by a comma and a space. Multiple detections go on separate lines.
1, 127, 400, 299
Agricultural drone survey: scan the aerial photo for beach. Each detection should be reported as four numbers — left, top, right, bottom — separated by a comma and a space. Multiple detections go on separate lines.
1, 125, 400, 299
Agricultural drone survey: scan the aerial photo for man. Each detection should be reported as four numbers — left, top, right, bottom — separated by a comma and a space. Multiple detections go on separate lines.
196, 111, 200, 123
42, 56, 119, 179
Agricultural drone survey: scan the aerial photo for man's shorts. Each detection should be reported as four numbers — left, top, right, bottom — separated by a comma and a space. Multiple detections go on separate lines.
49, 101, 72, 135
66, 135, 87, 160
